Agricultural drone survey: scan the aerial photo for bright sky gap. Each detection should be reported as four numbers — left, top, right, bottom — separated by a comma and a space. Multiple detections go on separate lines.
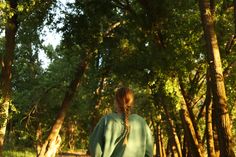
39, 0, 75, 69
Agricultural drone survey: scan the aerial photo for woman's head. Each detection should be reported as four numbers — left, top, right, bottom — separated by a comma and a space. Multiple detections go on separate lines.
115, 87, 134, 113
115, 87, 134, 144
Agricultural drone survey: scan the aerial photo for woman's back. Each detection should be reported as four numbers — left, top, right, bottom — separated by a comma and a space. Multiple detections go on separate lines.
89, 113, 153, 157
89, 87, 153, 157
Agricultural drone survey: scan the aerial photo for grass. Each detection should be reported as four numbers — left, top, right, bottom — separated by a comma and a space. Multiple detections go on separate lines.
3, 150, 36, 157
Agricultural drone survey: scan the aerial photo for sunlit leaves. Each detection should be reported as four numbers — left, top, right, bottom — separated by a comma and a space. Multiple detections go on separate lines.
2, 0, 236, 152
17, 4, 23, 12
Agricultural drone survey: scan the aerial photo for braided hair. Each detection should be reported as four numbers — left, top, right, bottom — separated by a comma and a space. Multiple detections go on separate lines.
115, 87, 134, 144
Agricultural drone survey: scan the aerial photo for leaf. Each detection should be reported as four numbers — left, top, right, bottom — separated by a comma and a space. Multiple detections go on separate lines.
17, 4, 24, 12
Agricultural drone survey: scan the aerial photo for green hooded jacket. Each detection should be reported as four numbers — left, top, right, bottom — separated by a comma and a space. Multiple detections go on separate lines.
89, 113, 153, 157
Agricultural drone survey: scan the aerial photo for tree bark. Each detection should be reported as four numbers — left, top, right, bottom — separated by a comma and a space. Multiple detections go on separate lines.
36, 123, 43, 156
0, 0, 18, 156
179, 79, 201, 144
212, 102, 220, 157
151, 116, 158, 157
37, 57, 89, 157
166, 138, 177, 157
155, 121, 166, 157
162, 106, 182, 157
160, 128, 166, 157
170, 139, 178, 157
205, 73, 216, 157
90, 76, 105, 133
199, 1, 235, 156
182, 136, 189, 157
180, 106, 204, 157
212, 123, 220, 157
156, 122, 163, 157
151, 90, 182, 157
206, 100, 216, 157
166, 139, 171, 156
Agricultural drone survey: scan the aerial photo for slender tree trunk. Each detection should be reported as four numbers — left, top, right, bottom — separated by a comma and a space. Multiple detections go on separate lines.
36, 123, 43, 156
170, 139, 178, 157
180, 106, 204, 157
162, 106, 182, 157
179, 80, 201, 144
66, 120, 77, 150
182, 136, 188, 157
151, 90, 182, 157
166, 139, 171, 157
0, 1, 18, 156
37, 57, 89, 157
150, 116, 158, 157
206, 102, 216, 157
90, 76, 105, 132
205, 74, 216, 157
212, 106, 220, 157
156, 122, 161, 157
196, 102, 206, 122
156, 122, 165, 157
199, 1, 235, 156
160, 128, 166, 157
167, 138, 178, 157
212, 124, 220, 157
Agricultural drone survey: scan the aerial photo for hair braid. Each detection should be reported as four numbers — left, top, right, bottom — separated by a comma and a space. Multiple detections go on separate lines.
123, 106, 131, 144
115, 87, 134, 145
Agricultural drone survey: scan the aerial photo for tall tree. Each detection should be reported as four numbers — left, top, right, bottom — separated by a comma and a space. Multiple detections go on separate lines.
37, 0, 125, 155
0, 0, 18, 155
37, 54, 90, 157
199, 0, 235, 156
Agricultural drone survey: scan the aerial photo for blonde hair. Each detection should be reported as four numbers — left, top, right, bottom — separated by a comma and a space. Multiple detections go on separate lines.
115, 87, 134, 144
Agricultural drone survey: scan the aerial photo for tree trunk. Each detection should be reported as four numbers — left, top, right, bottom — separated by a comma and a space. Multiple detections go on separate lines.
212, 105, 220, 157
151, 90, 182, 157
166, 139, 171, 157
182, 136, 189, 157
206, 101, 216, 157
170, 139, 178, 157
0, 0, 18, 156
66, 120, 77, 150
37, 57, 89, 157
180, 107, 204, 157
160, 128, 166, 157
90, 76, 105, 133
199, 1, 235, 156
179, 80, 201, 144
156, 122, 163, 157
212, 123, 220, 157
162, 106, 182, 157
151, 117, 158, 157
36, 123, 43, 156
205, 73, 216, 157
166, 138, 176, 157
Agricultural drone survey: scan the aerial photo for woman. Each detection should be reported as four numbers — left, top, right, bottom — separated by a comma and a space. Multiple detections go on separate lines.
89, 87, 153, 157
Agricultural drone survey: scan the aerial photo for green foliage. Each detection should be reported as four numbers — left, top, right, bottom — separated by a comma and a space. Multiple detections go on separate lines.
1, 0, 235, 153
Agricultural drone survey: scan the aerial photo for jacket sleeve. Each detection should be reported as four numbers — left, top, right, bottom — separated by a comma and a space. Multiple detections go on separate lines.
145, 123, 154, 157
89, 117, 106, 157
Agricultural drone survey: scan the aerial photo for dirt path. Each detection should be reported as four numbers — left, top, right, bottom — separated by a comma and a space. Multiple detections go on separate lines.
57, 152, 90, 157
